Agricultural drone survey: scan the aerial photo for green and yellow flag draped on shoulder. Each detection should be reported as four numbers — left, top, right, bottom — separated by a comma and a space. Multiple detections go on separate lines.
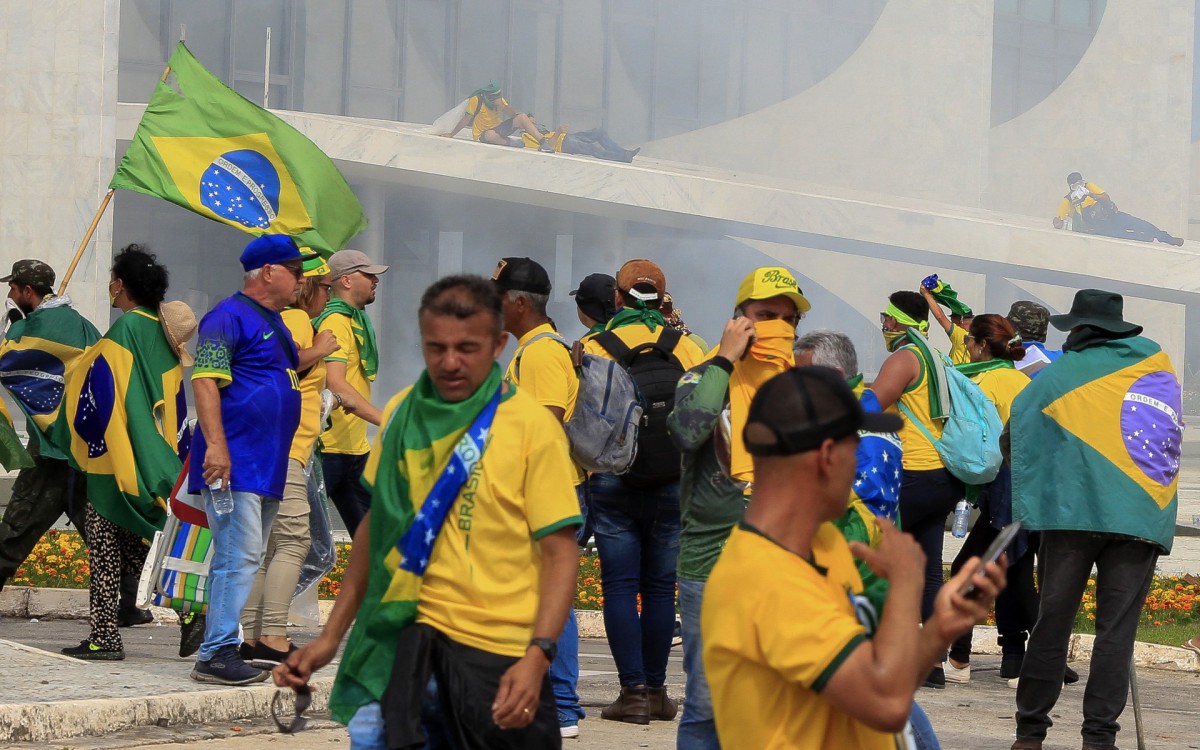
51, 309, 185, 541
111, 42, 367, 255
329, 366, 506, 724
0, 303, 100, 461
1011, 336, 1181, 553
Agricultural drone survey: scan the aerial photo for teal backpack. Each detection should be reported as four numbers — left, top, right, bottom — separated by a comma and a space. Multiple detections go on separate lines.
895, 337, 1004, 485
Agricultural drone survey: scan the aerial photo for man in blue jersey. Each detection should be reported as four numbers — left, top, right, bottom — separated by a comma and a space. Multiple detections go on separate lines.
188, 234, 304, 685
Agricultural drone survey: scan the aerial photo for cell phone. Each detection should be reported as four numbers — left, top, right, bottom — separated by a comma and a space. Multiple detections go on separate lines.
959, 521, 1021, 599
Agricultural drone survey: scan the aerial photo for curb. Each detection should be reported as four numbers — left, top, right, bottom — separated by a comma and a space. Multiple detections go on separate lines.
0, 586, 335, 626
0, 675, 335, 745
5, 587, 1198, 673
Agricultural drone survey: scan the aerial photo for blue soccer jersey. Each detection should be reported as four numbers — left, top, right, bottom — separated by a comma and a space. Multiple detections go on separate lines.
188, 293, 301, 499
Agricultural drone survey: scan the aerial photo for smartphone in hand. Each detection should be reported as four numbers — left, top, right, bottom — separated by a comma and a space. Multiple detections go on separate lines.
960, 521, 1021, 599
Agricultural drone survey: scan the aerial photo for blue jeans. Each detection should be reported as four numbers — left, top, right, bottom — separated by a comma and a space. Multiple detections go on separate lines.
589, 473, 680, 688
677, 577, 719, 750
198, 489, 278, 661
550, 485, 587, 724
347, 702, 387, 750
322, 451, 371, 535
909, 702, 941, 749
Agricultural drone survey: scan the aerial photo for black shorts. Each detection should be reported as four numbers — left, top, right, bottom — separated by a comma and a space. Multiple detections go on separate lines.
491, 118, 518, 138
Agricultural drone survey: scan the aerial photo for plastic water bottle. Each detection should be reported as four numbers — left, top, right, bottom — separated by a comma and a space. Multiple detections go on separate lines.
951, 499, 971, 538
210, 479, 234, 515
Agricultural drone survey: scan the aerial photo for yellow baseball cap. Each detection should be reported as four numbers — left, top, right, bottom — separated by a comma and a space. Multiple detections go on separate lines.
735, 267, 811, 313
299, 248, 331, 277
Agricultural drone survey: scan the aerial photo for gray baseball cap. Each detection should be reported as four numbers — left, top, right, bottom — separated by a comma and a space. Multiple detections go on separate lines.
328, 249, 389, 280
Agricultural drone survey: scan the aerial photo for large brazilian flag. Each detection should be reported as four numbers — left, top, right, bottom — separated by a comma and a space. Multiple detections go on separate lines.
0, 303, 100, 461
52, 309, 185, 541
1011, 336, 1181, 553
111, 42, 367, 255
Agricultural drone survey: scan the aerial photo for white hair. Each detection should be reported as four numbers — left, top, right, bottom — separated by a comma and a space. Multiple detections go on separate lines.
794, 328, 858, 375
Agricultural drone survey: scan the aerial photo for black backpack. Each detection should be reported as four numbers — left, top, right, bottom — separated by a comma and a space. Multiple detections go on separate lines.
593, 328, 685, 487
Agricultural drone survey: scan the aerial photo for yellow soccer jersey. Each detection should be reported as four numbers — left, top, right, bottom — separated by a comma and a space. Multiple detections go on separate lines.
370, 385, 582, 658
703, 523, 902, 750
970, 366, 1029, 425
283, 308, 324, 464
948, 325, 970, 366
467, 95, 510, 141
319, 312, 371, 455
583, 324, 707, 371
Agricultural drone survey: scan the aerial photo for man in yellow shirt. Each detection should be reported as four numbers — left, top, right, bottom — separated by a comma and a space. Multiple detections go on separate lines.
492, 256, 587, 739
584, 259, 706, 725
702, 366, 1004, 749
316, 249, 389, 535
275, 275, 581, 750
1053, 172, 1183, 245
443, 81, 545, 147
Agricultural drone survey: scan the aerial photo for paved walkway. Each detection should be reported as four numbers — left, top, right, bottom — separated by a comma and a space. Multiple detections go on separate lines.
2, 617, 1200, 749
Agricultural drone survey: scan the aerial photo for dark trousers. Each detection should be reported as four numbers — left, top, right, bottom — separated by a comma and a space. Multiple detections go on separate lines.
320, 451, 371, 536
898, 468, 962, 620
1015, 531, 1158, 748
947, 512, 1038, 662
384, 623, 560, 750
0, 453, 89, 584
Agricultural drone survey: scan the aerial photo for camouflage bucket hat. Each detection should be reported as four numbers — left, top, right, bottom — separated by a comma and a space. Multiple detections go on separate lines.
1006, 300, 1050, 342
0, 259, 56, 288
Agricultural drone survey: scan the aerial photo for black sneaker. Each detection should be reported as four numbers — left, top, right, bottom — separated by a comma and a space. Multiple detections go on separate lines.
62, 639, 125, 661
671, 619, 682, 648
922, 666, 946, 689
191, 646, 268, 685
249, 641, 299, 668
118, 608, 155, 627
178, 611, 206, 658
1064, 665, 1080, 684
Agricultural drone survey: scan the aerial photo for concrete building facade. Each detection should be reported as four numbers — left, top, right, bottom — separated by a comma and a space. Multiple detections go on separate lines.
3, 0, 1200, 406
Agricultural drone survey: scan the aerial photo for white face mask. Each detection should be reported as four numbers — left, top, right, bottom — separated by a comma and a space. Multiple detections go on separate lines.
1, 298, 25, 338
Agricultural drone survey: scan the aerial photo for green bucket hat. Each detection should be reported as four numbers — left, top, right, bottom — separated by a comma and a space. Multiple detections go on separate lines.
1049, 289, 1142, 335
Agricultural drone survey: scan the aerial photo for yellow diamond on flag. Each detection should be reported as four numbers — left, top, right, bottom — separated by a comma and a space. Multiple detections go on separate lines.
1042, 350, 1181, 510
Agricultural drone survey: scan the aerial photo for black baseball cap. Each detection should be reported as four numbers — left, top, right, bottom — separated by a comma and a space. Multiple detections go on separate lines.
744, 367, 903, 456
570, 273, 616, 323
492, 257, 552, 295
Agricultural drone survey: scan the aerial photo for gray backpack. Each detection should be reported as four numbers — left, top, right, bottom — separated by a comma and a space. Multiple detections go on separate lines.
514, 332, 641, 474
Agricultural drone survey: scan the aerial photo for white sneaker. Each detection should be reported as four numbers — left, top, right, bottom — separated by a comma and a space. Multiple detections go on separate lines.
560, 724, 580, 739
1007, 677, 1019, 689
944, 661, 971, 684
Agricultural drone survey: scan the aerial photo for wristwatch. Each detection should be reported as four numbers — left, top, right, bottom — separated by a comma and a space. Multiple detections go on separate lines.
529, 637, 557, 662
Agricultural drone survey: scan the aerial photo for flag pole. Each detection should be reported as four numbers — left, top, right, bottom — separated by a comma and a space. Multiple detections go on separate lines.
263, 27, 272, 108
57, 189, 116, 296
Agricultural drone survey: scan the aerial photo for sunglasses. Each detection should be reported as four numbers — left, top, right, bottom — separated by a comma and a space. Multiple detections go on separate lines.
274, 263, 305, 280
271, 686, 311, 734
319, 283, 333, 292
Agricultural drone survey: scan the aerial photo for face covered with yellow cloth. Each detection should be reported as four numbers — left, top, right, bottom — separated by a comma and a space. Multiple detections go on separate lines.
717, 267, 811, 485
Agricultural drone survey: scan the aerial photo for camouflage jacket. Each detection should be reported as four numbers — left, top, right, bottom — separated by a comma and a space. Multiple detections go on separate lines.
667, 357, 749, 581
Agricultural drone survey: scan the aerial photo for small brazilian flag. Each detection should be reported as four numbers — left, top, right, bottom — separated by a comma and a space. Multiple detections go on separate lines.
1011, 336, 1181, 553
111, 42, 367, 255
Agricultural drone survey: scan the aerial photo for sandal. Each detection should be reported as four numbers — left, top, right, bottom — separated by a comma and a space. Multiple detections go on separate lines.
1182, 638, 1200, 655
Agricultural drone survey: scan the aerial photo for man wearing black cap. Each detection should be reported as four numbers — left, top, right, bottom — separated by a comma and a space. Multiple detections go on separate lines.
1010, 290, 1181, 750
492, 256, 588, 739
702, 367, 1005, 749
187, 235, 304, 685
0, 260, 103, 594
1053, 172, 1183, 245
570, 273, 617, 337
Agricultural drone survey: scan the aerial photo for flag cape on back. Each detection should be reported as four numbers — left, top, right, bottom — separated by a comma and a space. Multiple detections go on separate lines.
0, 400, 33, 471
0, 300, 101, 461
52, 308, 185, 540
111, 42, 367, 255
1011, 336, 1181, 553
330, 366, 504, 725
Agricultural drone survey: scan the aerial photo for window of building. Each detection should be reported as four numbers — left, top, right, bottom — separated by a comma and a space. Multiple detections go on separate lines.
991, 0, 1107, 126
